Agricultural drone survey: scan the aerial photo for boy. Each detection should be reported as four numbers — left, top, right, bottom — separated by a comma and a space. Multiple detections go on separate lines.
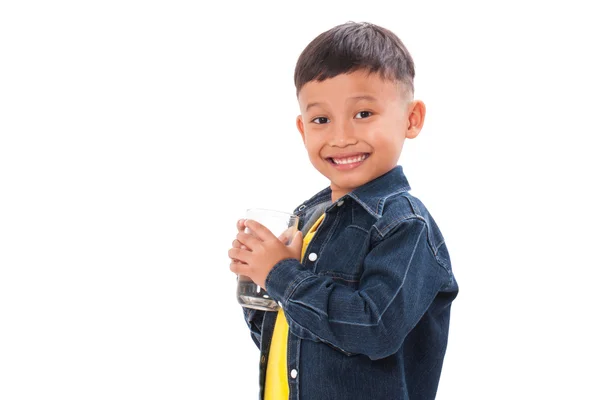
228, 21, 458, 400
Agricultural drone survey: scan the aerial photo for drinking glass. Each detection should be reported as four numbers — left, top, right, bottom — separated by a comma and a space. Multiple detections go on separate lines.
236, 208, 299, 311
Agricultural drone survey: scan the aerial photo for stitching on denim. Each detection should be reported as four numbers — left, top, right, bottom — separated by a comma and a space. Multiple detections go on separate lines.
402, 194, 423, 217
289, 298, 328, 318
434, 240, 446, 256
285, 312, 334, 348
435, 252, 452, 275
347, 224, 370, 234
374, 224, 384, 239
349, 195, 379, 218
285, 310, 354, 356
377, 215, 425, 239
267, 259, 306, 302
292, 331, 301, 400
286, 274, 317, 303
329, 222, 427, 326
420, 222, 439, 257
375, 188, 409, 216
376, 198, 384, 216
301, 212, 326, 265
349, 201, 375, 234
283, 269, 312, 301
312, 212, 337, 272
318, 271, 361, 283
377, 222, 427, 320
333, 278, 360, 283
328, 318, 379, 326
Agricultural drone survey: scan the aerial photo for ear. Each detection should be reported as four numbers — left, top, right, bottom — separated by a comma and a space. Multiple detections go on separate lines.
406, 100, 426, 139
296, 115, 306, 144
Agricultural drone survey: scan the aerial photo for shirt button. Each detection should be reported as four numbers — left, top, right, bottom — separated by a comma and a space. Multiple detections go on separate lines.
308, 253, 318, 262
290, 369, 298, 379
337, 200, 344, 206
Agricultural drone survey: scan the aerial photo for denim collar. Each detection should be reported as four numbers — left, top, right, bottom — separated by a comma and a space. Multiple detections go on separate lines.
347, 165, 411, 218
294, 166, 411, 219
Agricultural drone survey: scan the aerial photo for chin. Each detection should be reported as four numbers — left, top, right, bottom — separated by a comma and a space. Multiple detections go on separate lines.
331, 175, 370, 191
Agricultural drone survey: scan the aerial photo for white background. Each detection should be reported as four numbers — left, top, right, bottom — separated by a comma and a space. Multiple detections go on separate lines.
1, 1, 599, 399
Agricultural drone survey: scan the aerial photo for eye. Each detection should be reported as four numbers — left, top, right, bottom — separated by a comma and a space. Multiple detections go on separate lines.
311, 116, 330, 124
355, 111, 372, 119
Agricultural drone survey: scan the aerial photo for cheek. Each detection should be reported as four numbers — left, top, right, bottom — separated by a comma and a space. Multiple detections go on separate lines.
304, 138, 323, 159
371, 127, 404, 155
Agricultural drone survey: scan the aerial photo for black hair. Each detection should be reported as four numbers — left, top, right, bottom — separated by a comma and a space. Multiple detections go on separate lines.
294, 22, 415, 97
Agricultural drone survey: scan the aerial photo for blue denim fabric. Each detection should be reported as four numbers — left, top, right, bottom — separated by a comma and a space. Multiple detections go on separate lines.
242, 166, 458, 400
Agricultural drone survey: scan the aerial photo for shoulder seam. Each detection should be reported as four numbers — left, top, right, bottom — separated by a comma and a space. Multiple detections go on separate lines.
374, 215, 425, 240
376, 189, 410, 216
400, 193, 424, 217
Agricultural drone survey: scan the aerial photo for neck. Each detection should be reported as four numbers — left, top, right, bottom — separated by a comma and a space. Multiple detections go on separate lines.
330, 187, 349, 203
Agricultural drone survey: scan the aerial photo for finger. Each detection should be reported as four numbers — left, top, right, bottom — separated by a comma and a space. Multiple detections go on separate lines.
290, 231, 304, 255
237, 219, 246, 232
230, 260, 249, 275
232, 239, 248, 250
244, 219, 278, 242
277, 226, 297, 244
228, 247, 250, 264
236, 231, 262, 250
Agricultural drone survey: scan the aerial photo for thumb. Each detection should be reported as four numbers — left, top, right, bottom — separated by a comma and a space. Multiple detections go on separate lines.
290, 231, 303, 252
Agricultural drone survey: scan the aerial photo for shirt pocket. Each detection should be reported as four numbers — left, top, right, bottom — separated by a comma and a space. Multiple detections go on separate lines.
313, 225, 370, 289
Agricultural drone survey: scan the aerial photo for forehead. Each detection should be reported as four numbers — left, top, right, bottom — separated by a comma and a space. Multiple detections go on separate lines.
297, 70, 405, 109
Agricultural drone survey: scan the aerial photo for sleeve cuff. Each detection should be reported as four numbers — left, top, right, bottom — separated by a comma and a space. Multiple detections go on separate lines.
265, 258, 311, 305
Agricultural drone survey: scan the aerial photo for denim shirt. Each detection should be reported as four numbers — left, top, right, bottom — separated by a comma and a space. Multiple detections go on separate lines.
242, 166, 459, 400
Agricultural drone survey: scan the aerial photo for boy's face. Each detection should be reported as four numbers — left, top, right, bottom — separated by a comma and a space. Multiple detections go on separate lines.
296, 70, 425, 201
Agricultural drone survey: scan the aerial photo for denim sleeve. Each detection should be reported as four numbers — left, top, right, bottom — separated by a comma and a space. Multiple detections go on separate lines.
265, 218, 448, 360
242, 307, 265, 349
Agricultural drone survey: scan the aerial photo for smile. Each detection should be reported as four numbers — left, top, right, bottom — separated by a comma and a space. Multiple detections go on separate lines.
326, 153, 370, 169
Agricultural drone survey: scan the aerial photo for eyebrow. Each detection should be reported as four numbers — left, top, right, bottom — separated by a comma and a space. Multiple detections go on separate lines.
349, 95, 378, 103
305, 95, 378, 112
305, 102, 324, 112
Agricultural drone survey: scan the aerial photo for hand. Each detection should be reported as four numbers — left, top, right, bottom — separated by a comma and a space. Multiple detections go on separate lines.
229, 219, 303, 290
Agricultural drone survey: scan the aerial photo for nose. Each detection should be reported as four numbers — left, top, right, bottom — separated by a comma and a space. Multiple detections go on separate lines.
329, 120, 357, 147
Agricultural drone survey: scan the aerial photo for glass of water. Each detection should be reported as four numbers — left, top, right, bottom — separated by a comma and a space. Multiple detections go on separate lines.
236, 208, 299, 311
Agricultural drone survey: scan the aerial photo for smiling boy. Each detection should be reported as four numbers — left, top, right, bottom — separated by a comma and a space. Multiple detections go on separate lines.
229, 21, 459, 400
297, 69, 421, 202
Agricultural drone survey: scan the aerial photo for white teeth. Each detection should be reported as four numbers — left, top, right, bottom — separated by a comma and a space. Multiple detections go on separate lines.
332, 154, 367, 165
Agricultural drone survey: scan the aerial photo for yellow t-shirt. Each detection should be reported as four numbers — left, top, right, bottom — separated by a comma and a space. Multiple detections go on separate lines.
264, 213, 325, 400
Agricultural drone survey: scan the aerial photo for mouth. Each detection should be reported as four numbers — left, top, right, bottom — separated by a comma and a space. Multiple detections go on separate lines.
326, 153, 370, 169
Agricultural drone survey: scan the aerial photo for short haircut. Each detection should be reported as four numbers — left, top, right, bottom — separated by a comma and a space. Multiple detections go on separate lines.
294, 22, 415, 98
